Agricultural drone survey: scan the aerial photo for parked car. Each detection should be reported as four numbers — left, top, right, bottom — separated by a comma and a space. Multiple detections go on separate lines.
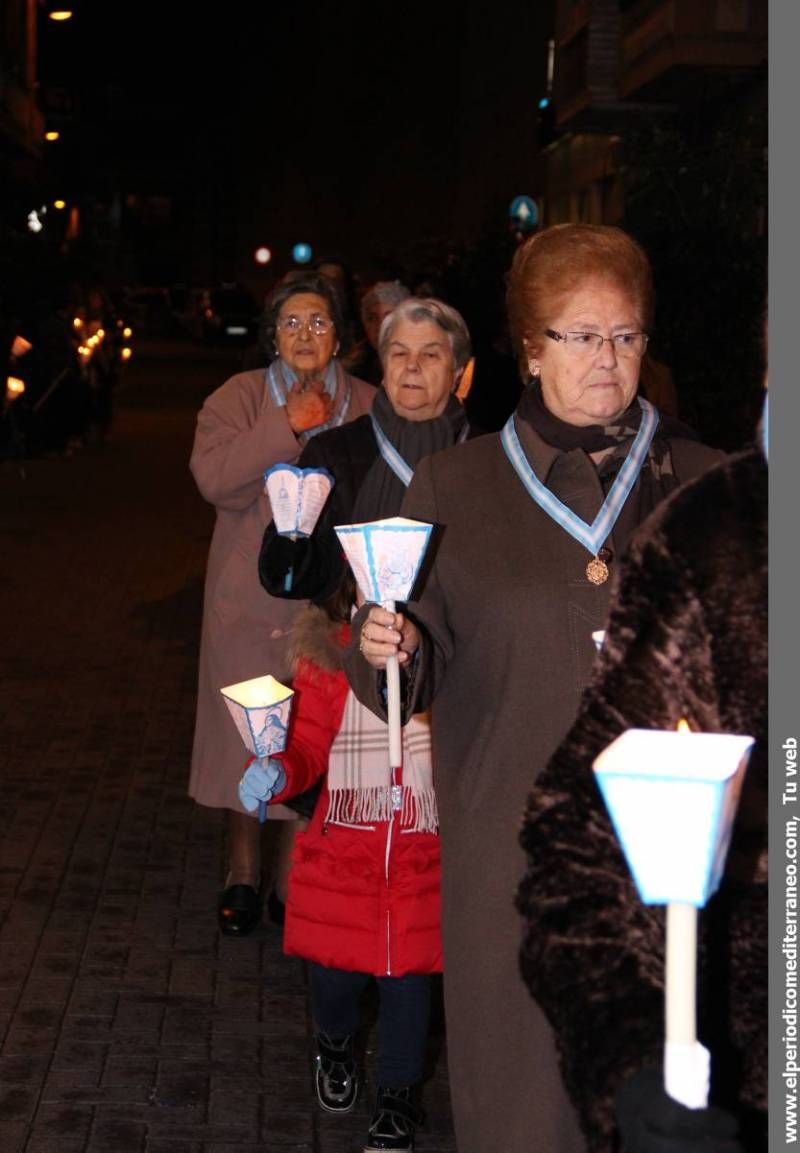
196, 284, 259, 344
121, 287, 179, 337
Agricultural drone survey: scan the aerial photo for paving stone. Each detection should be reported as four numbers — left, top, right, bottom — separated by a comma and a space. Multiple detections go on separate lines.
0, 1083, 39, 1123
26, 1138, 87, 1152
86, 1116, 148, 1151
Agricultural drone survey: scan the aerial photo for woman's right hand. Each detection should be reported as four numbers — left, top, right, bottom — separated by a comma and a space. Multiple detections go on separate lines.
286, 375, 334, 434
358, 605, 420, 669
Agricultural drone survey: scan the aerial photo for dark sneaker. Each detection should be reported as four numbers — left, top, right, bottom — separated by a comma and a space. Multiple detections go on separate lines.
314, 1032, 358, 1113
364, 1086, 423, 1151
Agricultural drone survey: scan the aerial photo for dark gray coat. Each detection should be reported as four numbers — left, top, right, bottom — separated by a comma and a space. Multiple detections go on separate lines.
344, 420, 722, 1153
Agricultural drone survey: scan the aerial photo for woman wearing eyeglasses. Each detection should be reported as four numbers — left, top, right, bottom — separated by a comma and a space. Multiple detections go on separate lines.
189, 274, 375, 938
345, 225, 724, 1153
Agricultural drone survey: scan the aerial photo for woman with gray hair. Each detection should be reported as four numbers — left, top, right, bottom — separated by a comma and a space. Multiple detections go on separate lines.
257, 297, 479, 1146
259, 296, 478, 606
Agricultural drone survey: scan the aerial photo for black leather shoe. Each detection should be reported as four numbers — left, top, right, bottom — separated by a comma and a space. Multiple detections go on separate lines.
364, 1086, 423, 1151
314, 1032, 359, 1113
267, 887, 285, 926
217, 880, 263, 936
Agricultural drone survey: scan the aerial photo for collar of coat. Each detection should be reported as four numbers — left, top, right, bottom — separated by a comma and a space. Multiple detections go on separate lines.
288, 606, 348, 676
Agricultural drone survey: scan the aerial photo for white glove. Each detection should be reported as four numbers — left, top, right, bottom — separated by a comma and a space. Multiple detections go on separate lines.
238, 758, 287, 813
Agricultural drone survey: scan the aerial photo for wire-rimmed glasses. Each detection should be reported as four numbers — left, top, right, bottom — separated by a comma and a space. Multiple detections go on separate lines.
276, 314, 334, 337
545, 328, 649, 359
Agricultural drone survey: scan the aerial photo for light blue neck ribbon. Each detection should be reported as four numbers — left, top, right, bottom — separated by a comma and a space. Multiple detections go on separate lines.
370, 412, 469, 488
266, 359, 351, 443
499, 398, 660, 556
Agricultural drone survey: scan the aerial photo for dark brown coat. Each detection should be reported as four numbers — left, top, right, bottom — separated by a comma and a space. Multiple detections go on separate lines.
344, 421, 722, 1153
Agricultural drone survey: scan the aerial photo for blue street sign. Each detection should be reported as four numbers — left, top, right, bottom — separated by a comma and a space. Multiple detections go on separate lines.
509, 195, 539, 231
292, 242, 313, 264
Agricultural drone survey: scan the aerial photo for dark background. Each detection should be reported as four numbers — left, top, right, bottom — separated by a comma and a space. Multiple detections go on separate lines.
3, 0, 768, 451
33, 0, 551, 288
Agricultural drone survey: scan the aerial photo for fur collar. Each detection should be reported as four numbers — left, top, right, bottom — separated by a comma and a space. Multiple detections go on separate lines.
288, 606, 347, 675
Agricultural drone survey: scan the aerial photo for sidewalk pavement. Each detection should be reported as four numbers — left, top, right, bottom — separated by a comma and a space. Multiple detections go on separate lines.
0, 346, 457, 1153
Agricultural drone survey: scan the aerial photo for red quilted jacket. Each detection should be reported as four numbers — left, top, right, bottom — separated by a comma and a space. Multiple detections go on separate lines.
270, 622, 442, 977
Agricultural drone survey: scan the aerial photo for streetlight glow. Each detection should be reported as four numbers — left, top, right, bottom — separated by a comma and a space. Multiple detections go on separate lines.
292, 242, 312, 264
48, 8, 74, 19
44, 131, 60, 142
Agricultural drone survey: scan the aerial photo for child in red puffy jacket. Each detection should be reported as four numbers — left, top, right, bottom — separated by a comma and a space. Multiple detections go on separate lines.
239, 589, 441, 1153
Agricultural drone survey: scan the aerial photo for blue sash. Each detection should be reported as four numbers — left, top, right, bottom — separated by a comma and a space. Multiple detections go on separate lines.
370, 413, 470, 488
499, 398, 659, 556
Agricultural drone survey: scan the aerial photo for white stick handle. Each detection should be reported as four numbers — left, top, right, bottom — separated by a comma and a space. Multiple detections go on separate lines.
664, 902, 709, 1109
383, 599, 402, 769
665, 901, 697, 1044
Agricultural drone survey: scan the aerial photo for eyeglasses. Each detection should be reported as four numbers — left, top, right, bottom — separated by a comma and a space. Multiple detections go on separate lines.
276, 314, 333, 336
544, 328, 649, 359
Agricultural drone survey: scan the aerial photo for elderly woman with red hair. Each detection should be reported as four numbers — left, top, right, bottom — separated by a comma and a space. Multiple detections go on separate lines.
346, 225, 723, 1153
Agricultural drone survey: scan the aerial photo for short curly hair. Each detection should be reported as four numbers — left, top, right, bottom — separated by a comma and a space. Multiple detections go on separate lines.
258, 273, 350, 362
377, 297, 472, 373
506, 224, 654, 380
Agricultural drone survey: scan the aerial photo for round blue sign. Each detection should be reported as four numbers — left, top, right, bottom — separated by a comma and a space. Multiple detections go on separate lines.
292, 242, 313, 264
509, 196, 539, 231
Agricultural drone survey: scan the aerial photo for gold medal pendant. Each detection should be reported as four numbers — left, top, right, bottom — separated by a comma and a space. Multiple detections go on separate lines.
586, 547, 613, 586
586, 556, 609, 585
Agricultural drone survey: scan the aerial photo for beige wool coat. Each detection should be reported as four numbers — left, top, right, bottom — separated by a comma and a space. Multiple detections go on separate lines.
189, 366, 375, 812
345, 419, 722, 1153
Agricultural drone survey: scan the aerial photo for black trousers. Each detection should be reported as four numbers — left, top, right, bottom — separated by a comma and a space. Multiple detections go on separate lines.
309, 963, 432, 1087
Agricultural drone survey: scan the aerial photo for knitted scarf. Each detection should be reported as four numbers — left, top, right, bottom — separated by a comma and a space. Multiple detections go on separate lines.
352, 387, 468, 522
517, 381, 697, 550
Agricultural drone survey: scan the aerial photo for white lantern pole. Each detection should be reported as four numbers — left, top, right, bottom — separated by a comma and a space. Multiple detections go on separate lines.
334, 517, 434, 773
593, 726, 754, 1108
665, 902, 697, 1047
383, 597, 402, 769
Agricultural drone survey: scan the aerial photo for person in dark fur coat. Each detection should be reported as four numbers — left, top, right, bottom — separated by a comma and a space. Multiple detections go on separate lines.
516, 445, 767, 1153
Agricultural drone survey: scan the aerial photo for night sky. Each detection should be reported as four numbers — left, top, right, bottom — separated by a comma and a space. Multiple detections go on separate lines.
37, 0, 552, 283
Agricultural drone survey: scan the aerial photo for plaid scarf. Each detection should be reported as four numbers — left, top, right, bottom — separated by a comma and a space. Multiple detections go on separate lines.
326, 690, 437, 833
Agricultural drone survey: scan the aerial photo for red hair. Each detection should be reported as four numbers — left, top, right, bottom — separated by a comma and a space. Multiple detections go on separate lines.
506, 224, 654, 378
